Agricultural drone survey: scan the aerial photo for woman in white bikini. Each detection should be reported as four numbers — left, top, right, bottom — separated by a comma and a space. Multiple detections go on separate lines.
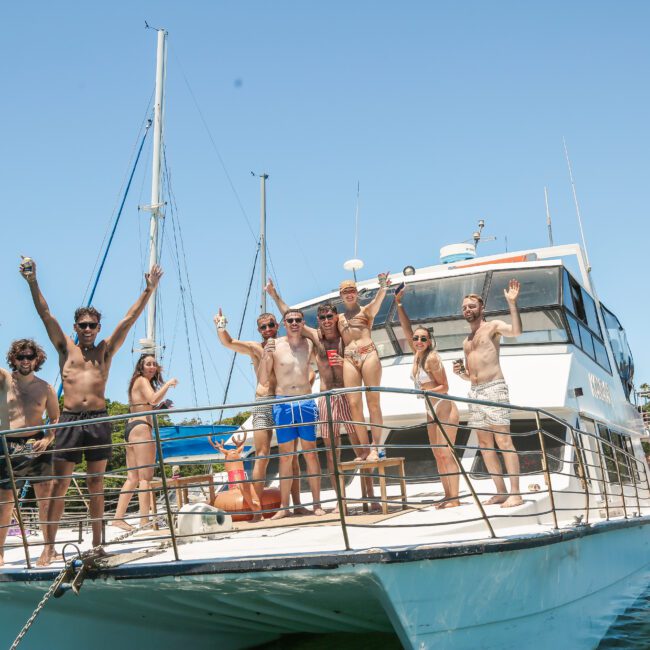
112, 355, 178, 530
395, 285, 461, 508
338, 274, 390, 462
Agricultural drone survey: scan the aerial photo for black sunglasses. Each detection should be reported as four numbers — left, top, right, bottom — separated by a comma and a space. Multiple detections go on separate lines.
16, 353, 36, 361
77, 322, 99, 330
412, 335, 429, 342
318, 314, 335, 321
285, 317, 303, 324
259, 322, 277, 331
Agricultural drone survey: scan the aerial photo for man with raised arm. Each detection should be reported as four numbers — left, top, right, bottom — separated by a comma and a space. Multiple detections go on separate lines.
265, 279, 378, 512
214, 308, 307, 518
20, 259, 162, 564
453, 279, 524, 508
0, 339, 59, 567
259, 309, 324, 519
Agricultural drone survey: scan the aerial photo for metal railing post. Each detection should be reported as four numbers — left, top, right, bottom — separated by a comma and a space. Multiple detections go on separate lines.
594, 433, 610, 520
609, 441, 628, 519
426, 395, 496, 539
568, 426, 590, 524
152, 414, 180, 561
325, 393, 350, 550
535, 412, 559, 529
1, 435, 32, 568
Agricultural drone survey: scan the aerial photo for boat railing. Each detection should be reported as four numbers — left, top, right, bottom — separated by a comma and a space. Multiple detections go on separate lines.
1, 386, 649, 566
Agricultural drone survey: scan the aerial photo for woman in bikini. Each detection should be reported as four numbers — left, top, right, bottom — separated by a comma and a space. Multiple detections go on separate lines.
338, 274, 390, 462
395, 285, 461, 507
112, 355, 178, 530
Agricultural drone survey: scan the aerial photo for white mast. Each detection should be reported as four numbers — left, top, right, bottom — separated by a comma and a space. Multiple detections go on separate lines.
143, 28, 167, 353
259, 173, 268, 313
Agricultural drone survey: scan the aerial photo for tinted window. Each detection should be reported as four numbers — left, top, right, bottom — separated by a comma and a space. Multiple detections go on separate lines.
393, 319, 469, 353
582, 291, 602, 337
499, 309, 568, 345
579, 323, 595, 360
593, 338, 611, 371
566, 313, 582, 346
602, 305, 634, 396
392, 274, 487, 322
486, 268, 560, 311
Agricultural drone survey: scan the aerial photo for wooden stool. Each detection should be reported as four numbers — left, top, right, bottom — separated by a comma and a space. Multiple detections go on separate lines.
149, 474, 216, 529
338, 457, 407, 515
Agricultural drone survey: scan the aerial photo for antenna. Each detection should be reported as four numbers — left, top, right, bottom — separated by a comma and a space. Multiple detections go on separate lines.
343, 181, 364, 281
544, 186, 554, 246
465, 219, 496, 250
563, 138, 591, 272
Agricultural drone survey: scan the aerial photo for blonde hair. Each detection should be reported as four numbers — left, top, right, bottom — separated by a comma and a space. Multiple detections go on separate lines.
463, 293, 484, 305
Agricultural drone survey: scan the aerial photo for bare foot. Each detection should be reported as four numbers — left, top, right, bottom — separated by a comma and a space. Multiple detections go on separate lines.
250, 513, 263, 523
293, 506, 311, 516
436, 499, 461, 509
36, 549, 54, 567
109, 519, 134, 532
369, 502, 382, 513
353, 455, 367, 463
366, 450, 379, 462
482, 495, 508, 505
271, 509, 290, 520
501, 495, 524, 508
313, 507, 326, 516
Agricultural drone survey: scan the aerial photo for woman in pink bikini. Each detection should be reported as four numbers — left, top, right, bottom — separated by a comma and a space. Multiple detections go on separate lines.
112, 355, 178, 530
395, 286, 461, 508
338, 274, 390, 462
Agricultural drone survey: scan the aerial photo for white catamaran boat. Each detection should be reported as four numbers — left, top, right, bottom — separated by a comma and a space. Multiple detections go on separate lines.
1, 29, 649, 650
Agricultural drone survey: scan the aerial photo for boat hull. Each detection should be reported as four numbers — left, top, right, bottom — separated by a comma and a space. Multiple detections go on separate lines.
2, 518, 649, 649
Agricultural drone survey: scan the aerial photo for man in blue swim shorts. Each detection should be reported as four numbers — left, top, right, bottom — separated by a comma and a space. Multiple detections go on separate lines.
260, 309, 324, 519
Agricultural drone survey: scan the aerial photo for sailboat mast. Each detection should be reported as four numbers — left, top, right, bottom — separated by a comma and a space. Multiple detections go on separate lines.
145, 28, 167, 353
259, 173, 268, 314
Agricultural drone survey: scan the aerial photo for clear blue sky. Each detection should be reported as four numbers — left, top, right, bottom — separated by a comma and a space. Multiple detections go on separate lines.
1, 1, 648, 416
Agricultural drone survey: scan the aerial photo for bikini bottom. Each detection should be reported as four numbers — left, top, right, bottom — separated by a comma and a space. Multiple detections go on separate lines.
344, 342, 378, 371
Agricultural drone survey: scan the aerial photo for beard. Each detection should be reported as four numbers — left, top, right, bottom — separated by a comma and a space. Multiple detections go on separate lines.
18, 367, 32, 376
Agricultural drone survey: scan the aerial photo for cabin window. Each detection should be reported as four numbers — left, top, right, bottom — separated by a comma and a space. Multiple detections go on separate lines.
595, 424, 639, 485
601, 305, 635, 399
499, 309, 568, 345
470, 419, 567, 478
485, 268, 560, 311
393, 319, 469, 354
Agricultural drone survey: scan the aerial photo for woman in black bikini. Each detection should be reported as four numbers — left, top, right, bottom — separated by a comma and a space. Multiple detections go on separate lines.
395, 285, 461, 508
112, 355, 178, 530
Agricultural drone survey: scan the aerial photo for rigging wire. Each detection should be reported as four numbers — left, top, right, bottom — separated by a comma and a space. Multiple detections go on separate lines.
168, 42, 258, 244
218, 242, 260, 422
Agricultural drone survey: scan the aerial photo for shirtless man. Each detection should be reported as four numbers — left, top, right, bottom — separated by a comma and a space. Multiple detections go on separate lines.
214, 308, 306, 517
259, 309, 324, 519
453, 279, 524, 508
0, 339, 59, 566
21, 259, 162, 563
265, 280, 378, 511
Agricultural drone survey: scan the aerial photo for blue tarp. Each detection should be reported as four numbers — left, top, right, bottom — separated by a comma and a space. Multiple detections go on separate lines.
159, 424, 239, 462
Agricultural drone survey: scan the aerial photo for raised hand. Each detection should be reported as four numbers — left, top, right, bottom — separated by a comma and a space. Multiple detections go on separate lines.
167, 378, 179, 388
378, 271, 392, 289
19, 256, 37, 283
214, 307, 228, 330
264, 277, 276, 295
504, 278, 520, 304
145, 264, 163, 291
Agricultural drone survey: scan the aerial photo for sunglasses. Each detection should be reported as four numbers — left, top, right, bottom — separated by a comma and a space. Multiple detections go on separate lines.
285, 317, 303, 324
77, 322, 99, 330
318, 314, 335, 321
258, 322, 277, 331
16, 353, 36, 361
412, 336, 429, 343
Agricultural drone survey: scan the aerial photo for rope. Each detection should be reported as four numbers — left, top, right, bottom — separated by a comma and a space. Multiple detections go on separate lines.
218, 242, 260, 422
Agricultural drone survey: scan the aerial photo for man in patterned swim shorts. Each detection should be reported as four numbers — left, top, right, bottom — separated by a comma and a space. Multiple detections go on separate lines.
453, 279, 524, 508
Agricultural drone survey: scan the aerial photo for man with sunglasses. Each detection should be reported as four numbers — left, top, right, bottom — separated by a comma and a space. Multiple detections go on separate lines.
20, 259, 162, 562
214, 308, 307, 517
259, 309, 324, 519
0, 339, 59, 566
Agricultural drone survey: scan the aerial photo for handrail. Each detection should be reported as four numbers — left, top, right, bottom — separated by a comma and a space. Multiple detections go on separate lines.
1, 386, 648, 570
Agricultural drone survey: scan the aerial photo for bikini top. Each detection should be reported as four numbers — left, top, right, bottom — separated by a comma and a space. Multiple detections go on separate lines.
411, 365, 431, 390
339, 309, 372, 332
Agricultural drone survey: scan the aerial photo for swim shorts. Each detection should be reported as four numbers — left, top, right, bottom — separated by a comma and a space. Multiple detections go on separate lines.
252, 395, 275, 430
0, 433, 53, 490
272, 398, 318, 444
54, 409, 113, 463
317, 394, 355, 439
467, 379, 511, 429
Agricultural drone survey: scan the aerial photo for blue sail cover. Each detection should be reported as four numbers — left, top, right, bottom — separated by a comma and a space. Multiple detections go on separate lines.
159, 424, 239, 463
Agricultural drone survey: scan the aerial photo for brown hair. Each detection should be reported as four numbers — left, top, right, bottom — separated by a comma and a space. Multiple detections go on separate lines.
74, 306, 102, 323
283, 308, 305, 320
462, 293, 484, 305
256, 312, 277, 326
128, 354, 164, 396
413, 327, 437, 370
7, 339, 47, 372
317, 303, 338, 315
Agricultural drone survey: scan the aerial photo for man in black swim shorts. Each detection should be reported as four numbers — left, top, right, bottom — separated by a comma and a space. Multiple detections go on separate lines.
21, 259, 162, 564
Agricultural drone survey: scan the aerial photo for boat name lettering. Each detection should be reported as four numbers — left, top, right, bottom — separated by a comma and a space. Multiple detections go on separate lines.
589, 373, 612, 405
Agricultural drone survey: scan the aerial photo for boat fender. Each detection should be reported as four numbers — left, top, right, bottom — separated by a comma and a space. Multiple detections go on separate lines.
176, 503, 233, 542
